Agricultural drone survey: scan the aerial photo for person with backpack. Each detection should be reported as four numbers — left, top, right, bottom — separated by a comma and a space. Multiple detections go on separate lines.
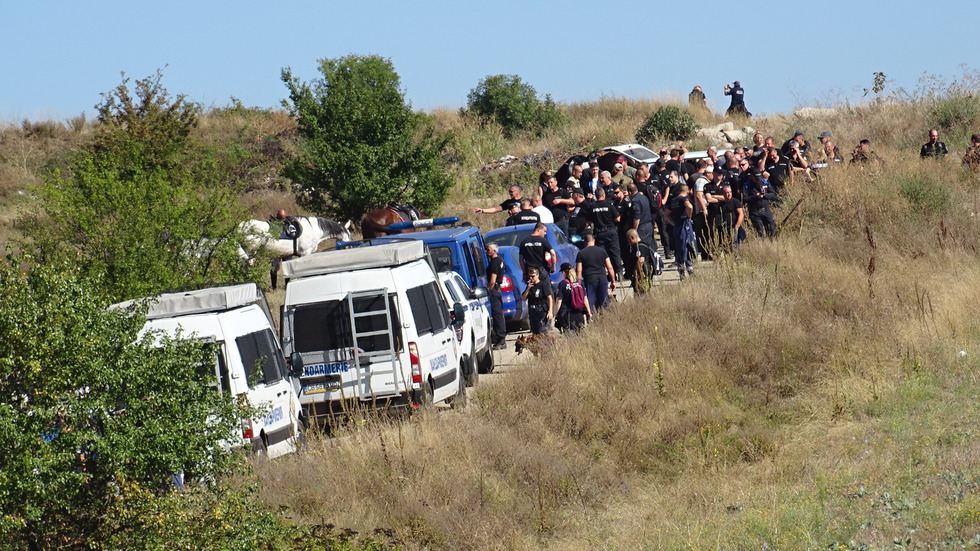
554, 262, 591, 334
625, 229, 662, 293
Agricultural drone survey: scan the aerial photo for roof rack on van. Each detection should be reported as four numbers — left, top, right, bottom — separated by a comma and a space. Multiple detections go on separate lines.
112, 283, 264, 320
282, 240, 427, 280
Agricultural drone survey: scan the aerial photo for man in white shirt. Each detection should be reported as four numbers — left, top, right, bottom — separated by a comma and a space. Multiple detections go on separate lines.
531, 194, 554, 224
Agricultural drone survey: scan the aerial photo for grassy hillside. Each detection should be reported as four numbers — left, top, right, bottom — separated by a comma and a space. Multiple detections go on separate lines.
4, 85, 980, 548
253, 153, 980, 549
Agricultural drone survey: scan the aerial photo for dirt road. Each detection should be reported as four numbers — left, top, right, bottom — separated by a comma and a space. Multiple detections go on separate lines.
478, 264, 693, 379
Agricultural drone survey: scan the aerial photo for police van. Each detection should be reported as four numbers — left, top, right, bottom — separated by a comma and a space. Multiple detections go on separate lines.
280, 240, 467, 422
114, 283, 302, 458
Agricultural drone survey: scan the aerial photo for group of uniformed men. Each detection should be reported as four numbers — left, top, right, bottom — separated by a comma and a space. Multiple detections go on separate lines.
474, 124, 980, 339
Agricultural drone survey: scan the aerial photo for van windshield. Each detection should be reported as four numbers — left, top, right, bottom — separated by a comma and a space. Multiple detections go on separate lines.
430, 246, 454, 273
292, 295, 400, 355
236, 328, 285, 387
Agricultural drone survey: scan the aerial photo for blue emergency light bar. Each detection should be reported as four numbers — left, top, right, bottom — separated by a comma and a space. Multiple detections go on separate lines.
386, 216, 460, 230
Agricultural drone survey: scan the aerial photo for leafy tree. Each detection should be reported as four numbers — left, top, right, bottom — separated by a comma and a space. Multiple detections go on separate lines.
0, 254, 250, 548
281, 55, 452, 221
466, 74, 565, 138
93, 69, 198, 171
635, 105, 699, 143
31, 71, 265, 302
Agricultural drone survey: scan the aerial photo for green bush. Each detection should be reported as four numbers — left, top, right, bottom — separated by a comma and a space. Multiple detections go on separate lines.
95, 479, 292, 550
33, 71, 263, 302
466, 74, 565, 138
0, 254, 249, 549
900, 175, 951, 216
282, 55, 452, 221
635, 105, 699, 143
930, 94, 980, 133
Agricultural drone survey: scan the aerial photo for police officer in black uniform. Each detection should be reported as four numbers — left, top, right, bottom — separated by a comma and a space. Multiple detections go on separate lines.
543, 176, 573, 238
744, 168, 777, 238
505, 198, 540, 226
472, 185, 522, 215
724, 80, 750, 117
764, 147, 791, 199
920, 129, 949, 159
567, 188, 591, 245
518, 223, 556, 291
485, 243, 507, 349
611, 185, 633, 270
588, 187, 622, 279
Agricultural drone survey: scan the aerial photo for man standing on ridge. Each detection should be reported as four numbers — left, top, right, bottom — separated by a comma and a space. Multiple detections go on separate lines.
724, 80, 750, 117
689, 85, 707, 112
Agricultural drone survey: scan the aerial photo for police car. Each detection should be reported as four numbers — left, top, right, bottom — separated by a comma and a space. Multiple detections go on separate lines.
438, 271, 492, 384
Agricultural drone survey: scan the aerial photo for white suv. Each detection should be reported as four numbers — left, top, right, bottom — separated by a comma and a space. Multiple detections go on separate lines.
438, 271, 492, 386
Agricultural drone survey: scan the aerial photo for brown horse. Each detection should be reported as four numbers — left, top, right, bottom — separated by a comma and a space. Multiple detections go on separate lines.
360, 203, 422, 238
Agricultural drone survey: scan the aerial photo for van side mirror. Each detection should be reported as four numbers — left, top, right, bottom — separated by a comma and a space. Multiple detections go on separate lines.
472, 286, 488, 299
452, 303, 466, 327
286, 352, 304, 376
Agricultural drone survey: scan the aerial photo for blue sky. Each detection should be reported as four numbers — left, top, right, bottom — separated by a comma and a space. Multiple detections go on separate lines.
4, 1, 978, 123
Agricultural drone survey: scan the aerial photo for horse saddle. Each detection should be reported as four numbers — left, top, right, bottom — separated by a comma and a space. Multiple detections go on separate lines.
279, 216, 303, 239
386, 202, 420, 223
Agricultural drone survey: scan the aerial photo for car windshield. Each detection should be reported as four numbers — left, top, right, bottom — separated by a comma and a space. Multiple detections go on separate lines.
430, 246, 454, 273
623, 146, 657, 161
485, 229, 533, 249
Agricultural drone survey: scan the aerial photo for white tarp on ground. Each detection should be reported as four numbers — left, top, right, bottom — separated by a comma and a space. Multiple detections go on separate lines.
112, 283, 262, 319
282, 240, 426, 280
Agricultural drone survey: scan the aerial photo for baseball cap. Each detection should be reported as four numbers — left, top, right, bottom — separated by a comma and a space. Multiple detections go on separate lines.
614, 162, 624, 170
818, 131, 831, 139
750, 167, 763, 177
571, 187, 585, 196
794, 131, 804, 137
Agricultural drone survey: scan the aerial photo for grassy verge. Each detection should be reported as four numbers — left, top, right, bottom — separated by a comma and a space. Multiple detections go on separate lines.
254, 155, 980, 549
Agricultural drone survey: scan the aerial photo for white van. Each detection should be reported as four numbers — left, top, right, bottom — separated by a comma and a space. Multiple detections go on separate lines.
280, 240, 466, 422
115, 283, 302, 458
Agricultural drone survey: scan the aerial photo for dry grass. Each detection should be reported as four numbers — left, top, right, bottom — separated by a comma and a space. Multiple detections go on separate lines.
252, 136, 980, 548
9, 92, 980, 548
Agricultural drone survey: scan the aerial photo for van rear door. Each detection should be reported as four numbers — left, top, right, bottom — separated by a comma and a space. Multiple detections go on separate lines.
290, 292, 403, 401
346, 290, 403, 399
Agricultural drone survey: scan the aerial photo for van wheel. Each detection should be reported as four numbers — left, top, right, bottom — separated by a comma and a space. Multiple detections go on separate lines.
414, 380, 434, 409
254, 433, 268, 456
465, 347, 479, 387
449, 368, 467, 409
479, 334, 495, 374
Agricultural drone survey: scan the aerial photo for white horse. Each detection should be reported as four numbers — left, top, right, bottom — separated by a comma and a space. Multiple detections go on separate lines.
242, 217, 352, 287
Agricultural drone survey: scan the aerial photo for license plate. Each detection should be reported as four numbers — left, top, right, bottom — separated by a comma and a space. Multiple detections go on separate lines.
303, 381, 340, 395
303, 383, 326, 395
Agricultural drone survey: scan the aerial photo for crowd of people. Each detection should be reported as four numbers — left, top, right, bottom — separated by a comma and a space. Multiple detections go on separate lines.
473, 122, 980, 337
